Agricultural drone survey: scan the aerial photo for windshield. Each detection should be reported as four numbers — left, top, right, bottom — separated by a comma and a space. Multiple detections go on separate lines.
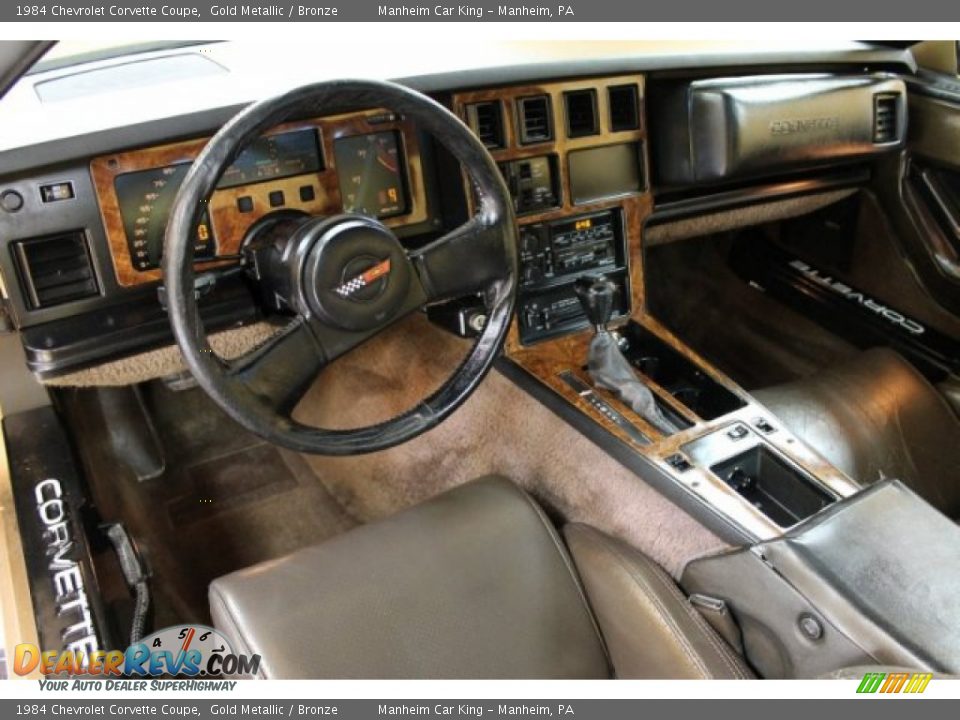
0, 39, 871, 154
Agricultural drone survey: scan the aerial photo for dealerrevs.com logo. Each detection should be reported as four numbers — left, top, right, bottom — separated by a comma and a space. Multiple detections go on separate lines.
14, 624, 260, 678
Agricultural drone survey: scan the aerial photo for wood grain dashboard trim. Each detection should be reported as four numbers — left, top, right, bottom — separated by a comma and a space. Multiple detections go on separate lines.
90, 110, 429, 287
452, 75, 650, 355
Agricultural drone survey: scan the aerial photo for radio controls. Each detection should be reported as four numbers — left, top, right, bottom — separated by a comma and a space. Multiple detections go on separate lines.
517, 209, 628, 345
519, 209, 620, 289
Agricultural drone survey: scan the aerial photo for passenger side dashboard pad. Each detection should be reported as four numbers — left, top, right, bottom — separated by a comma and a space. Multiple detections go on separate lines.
651, 74, 907, 188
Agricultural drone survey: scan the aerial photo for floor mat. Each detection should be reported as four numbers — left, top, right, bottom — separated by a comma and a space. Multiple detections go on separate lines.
59, 312, 729, 631
779, 192, 960, 340
167, 444, 299, 525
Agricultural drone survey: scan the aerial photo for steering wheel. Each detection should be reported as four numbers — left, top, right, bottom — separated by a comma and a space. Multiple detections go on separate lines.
163, 79, 517, 455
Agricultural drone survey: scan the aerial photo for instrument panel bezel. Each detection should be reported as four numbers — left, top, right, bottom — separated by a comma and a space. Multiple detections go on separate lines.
90, 110, 429, 287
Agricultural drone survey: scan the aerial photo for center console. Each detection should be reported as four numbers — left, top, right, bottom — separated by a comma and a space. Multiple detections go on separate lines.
453, 71, 950, 679
454, 74, 860, 544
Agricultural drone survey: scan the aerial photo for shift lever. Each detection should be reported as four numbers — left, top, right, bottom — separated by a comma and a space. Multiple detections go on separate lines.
574, 273, 680, 436
574, 274, 617, 332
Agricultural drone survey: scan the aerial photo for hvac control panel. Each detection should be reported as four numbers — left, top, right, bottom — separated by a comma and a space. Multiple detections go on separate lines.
517, 208, 629, 344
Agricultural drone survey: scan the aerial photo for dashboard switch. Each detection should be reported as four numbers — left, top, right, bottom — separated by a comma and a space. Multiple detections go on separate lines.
366, 112, 399, 125
727, 425, 749, 440
40, 182, 74, 203
237, 196, 254, 213
754, 418, 777, 434
299, 185, 315, 202
268, 190, 285, 208
1, 190, 23, 213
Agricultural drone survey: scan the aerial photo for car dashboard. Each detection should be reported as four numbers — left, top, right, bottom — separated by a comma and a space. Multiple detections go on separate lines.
0, 45, 913, 394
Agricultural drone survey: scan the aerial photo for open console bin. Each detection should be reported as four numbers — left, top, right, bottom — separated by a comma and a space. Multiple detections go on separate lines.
682, 481, 960, 678
620, 321, 746, 422
682, 427, 836, 528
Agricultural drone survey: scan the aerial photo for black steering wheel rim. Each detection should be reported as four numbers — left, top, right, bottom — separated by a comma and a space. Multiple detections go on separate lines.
163, 79, 517, 455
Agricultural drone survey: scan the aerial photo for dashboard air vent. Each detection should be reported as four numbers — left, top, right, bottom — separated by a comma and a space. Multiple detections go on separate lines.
466, 101, 504, 149
14, 231, 99, 309
518, 95, 553, 144
564, 89, 599, 138
873, 93, 900, 144
608, 84, 640, 132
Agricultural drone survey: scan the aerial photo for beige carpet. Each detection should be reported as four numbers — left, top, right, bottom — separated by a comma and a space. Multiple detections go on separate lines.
293, 313, 727, 578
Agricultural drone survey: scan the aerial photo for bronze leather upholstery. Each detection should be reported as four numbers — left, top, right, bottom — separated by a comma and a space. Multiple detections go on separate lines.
564, 524, 752, 679
754, 348, 960, 518
209, 476, 750, 679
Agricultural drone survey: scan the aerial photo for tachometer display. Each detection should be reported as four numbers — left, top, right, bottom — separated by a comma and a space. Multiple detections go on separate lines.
333, 131, 408, 218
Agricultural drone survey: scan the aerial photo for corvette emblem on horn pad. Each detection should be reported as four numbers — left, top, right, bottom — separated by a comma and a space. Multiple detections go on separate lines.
333, 258, 392, 299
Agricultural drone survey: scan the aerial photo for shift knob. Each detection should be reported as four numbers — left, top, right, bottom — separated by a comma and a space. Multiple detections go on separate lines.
574, 274, 617, 331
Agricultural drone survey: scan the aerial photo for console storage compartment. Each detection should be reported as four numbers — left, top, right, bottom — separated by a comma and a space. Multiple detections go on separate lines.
711, 445, 834, 527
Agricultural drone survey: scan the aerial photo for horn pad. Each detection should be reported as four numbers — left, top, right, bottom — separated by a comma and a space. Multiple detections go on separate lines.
302, 216, 412, 332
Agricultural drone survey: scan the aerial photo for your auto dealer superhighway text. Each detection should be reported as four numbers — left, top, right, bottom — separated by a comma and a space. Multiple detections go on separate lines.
43, 4, 338, 17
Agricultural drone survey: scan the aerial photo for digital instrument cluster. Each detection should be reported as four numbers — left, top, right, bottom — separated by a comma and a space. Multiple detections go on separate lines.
333, 131, 408, 218
114, 128, 323, 271
112, 127, 413, 272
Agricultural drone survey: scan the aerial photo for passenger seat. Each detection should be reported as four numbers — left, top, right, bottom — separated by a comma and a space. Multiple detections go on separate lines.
754, 348, 960, 519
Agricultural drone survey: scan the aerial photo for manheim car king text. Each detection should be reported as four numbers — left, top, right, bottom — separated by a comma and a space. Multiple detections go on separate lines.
378, 5, 574, 18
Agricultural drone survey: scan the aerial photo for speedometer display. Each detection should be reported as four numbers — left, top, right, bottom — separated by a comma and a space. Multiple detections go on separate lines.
333, 131, 408, 218
114, 163, 215, 272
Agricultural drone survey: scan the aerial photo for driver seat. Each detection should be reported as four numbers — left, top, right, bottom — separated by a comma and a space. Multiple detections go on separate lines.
209, 476, 752, 679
